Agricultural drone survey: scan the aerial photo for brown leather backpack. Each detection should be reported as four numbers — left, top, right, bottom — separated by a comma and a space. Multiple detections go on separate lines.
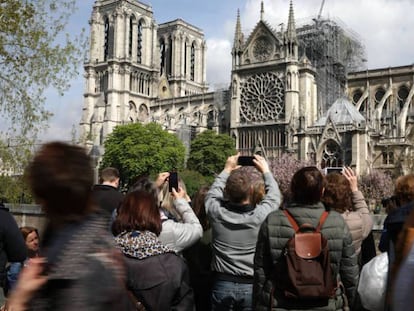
273, 210, 336, 307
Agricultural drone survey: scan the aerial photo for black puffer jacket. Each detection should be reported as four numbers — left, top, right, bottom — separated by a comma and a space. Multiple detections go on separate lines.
0, 205, 26, 293
253, 202, 359, 311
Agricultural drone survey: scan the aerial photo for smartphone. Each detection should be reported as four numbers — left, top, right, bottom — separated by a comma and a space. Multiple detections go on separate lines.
325, 167, 343, 174
169, 171, 178, 192
237, 156, 255, 166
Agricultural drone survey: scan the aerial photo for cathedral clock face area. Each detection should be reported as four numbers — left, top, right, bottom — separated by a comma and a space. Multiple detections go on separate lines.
253, 36, 273, 62
240, 72, 285, 123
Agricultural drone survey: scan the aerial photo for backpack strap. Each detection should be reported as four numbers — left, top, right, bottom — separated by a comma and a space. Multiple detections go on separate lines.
283, 210, 299, 232
284, 210, 329, 232
315, 211, 329, 232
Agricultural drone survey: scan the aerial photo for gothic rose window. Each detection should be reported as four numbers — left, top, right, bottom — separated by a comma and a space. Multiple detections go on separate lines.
240, 72, 284, 122
253, 36, 272, 61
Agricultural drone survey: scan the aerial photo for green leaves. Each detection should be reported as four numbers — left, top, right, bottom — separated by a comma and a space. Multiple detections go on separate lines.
0, 0, 85, 137
101, 123, 186, 187
187, 130, 236, 177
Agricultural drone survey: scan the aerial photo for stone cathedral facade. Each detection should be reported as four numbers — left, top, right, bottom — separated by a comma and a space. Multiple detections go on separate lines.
80, 0, 414, 176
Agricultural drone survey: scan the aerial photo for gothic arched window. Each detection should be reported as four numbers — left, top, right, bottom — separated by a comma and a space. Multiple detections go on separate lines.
398, 86, 409, 110
190, 42, 195, 81
321, 140, 343, 169
128, 17, 133, 58
137, 20, 143, 64
374, 88, 385, 111
138, 104, 149, 122
184, 41, 187, 76
104, 17, 110, 61
160, 39, 165, 76
352, 90, 363, 105
128, 101, 137, 122
168, 37, 173, 76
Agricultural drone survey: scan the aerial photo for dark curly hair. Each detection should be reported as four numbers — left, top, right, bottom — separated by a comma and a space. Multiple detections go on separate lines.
322, 172, 352, 213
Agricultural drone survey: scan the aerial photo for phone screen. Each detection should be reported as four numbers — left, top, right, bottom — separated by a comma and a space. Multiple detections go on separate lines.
326, 167, 343, 174
169, 172, 178, 192
237, 156, 255, 166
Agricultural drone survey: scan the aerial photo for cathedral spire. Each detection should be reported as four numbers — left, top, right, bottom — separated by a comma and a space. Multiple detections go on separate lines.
286, 0, 297, 43
233, 9, 243, 51
260, 1, 264, 21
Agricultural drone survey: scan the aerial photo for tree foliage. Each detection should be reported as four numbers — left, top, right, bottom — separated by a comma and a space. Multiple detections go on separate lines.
179, 169, 211, 198
101, 123, 186, 186
187, 130, 236, 177
0, 0, 84, 138
358, 169, 394, 205
270, 153, 314, 198
0, 174, 33, 204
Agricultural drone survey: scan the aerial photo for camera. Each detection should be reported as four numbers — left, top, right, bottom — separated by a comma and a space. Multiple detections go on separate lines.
237, 156, 255, 166
168, 171, 178, 192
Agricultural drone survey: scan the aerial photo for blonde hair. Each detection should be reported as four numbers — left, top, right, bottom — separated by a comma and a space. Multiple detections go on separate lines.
158, 177, 187, 221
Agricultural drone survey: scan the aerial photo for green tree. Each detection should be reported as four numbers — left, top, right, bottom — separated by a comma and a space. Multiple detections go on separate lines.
101, 123, 186, 186
179, 169, 211, 198
187, 130, 236, 177
0, 175, 33, 204
0, 0, 84, 138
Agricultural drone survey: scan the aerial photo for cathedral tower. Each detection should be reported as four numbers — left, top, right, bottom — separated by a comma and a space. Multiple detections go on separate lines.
79, 0, 208, 148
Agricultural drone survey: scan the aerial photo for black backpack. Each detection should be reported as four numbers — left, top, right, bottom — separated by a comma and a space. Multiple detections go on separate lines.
272, 210, 336, 307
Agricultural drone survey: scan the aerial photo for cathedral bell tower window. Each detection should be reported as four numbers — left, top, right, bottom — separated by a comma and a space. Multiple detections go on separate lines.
137, 21, 143, 64
129, 17, 133, 58
160, 39, 165, 76
190, 42, 195, 81
104, 17, 110, 61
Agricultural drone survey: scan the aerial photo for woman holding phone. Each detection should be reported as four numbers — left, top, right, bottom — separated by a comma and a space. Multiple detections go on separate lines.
156, 172, 203, 253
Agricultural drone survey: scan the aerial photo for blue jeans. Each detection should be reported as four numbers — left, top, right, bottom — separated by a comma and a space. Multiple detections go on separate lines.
211, 280, 253, 311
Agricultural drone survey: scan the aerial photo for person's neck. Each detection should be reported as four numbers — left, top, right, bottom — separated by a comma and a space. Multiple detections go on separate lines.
102, 181, 117, 188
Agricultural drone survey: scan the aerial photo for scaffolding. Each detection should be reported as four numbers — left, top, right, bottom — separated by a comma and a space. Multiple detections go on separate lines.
297, 17, 366, 114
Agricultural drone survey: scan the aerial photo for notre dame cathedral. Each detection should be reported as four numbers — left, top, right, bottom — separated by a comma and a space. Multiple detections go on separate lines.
79, 0, 414, 176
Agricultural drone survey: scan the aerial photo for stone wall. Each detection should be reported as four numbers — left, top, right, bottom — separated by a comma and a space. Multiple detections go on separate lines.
5, 204, 46, 237
5, 204, 387, 250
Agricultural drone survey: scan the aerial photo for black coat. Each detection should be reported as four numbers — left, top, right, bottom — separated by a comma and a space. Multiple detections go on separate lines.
124, 252, 195, 311
91, 184, 124, 215
0, 205, 26, 293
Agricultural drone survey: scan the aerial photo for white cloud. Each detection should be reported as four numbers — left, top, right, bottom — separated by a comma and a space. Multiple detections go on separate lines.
206, 38, 232, 89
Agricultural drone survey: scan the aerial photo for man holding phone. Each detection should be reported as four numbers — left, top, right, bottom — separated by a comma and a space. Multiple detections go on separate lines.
205, 154, 282, 310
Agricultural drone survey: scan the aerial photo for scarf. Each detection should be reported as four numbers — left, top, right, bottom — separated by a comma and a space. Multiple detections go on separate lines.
115, 230, 174, 260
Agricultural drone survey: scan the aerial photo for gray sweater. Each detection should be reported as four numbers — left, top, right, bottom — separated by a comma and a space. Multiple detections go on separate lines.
205, 170, 282, 277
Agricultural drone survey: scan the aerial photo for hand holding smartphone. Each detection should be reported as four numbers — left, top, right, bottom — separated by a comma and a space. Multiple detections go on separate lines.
237, 156, 255, 166
168, 171, 178, 192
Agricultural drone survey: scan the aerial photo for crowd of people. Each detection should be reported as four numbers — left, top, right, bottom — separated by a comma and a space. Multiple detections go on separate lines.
1, 141, 414, 310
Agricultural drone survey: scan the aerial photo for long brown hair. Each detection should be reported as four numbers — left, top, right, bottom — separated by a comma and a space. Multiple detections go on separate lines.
112, 190, 162, 236
191, 186, 210, 231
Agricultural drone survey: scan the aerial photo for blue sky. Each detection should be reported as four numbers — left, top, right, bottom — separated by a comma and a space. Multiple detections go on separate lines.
40, 0, 414, 142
